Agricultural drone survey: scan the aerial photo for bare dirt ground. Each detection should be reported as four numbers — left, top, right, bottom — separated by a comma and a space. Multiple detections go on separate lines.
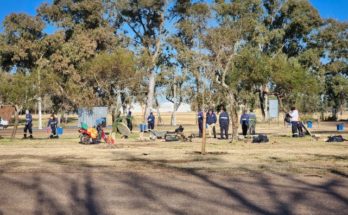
0, 113, 347, 215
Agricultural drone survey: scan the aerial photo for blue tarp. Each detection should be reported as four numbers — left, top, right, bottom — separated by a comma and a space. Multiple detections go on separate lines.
78, 107, 108, 128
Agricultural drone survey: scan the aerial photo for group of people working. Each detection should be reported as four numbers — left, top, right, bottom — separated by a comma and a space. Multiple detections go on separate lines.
24, 106, 302, 139
197, 108, 231, 139
240, 109, 257, 136
198, 108, 257, 139
126, 110, 155, 132
23, 110, 59, 139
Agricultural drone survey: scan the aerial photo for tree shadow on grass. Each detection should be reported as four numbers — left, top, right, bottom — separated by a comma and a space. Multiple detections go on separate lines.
0, 154, 347, 214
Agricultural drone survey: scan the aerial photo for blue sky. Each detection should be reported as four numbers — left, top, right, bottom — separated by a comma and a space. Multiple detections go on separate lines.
0, 0, 347, 28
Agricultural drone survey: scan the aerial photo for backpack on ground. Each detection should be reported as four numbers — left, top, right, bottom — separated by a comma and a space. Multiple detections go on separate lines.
252, 134, 269, 143
326, 135, 347, 143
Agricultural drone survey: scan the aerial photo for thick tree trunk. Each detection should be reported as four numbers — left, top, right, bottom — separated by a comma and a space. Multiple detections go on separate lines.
121, 92, 127, 116
332, 108, 338, 120
171, 102, 181, 126
171, 109, 176, 126
259, 90, 266, 120
155, 97, 162, 125
277, 95, 286, 113
228, 92, 239, 141
145, 72, 156, 120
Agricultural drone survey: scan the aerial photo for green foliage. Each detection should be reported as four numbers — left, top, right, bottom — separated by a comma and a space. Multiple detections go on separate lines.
0, 72, 36, 109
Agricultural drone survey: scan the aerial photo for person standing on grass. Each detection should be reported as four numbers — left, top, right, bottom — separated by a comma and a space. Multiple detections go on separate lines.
126, 110, 133, 132
289, 106, 303, 137
197, 109, 204, 137
147, 112, 155, 130
219, 108, 229, 139
47, 114, 58, 138
23, 109, 33, 139
248, 109, 257, 135
206, 109, 217, 138
240, 109, 249, 137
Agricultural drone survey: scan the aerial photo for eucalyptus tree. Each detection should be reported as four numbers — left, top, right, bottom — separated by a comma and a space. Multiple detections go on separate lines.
37, 0, 118, 112
0, 13, 48, 131
81, 49, 138, 121
317, 19, 348, 119
169, 0, 211, 111
105, 0, 169, 120
204, 0, 264, 139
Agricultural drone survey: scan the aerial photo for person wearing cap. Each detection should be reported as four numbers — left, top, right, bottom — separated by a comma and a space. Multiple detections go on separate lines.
147, 112, 155, 130
23, 109, 33, 139
219, 108, 229, 139
206, 109, 217, 138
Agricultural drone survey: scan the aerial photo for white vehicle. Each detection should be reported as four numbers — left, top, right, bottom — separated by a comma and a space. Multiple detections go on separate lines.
0, 118, 9, 129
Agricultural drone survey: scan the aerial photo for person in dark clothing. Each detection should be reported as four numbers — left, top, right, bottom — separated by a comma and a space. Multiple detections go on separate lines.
47, 114, 58, 138
126, 110, 133, 132
219, 108, 229, 139
147, 112, 155, 130
289, 106, 303, 137
240, 110, 249, 136
206, 110, 217, 138
197, 110, 204, 137
23, 110, 33, 139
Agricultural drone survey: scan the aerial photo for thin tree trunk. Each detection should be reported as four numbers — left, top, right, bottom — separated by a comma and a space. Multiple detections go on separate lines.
155, 97, 162, 125
171, 84, 178, 126
10, 106, 21, 141
264, 93, 269, 120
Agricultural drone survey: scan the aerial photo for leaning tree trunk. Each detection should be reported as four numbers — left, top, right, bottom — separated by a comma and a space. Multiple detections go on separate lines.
155, 97, 163, 125
171, 102, 181, 126
10, 106, 21, 141
170, 84, 179, 126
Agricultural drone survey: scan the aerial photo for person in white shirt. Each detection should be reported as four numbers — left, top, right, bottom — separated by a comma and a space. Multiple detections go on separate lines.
289, 107, 303, 137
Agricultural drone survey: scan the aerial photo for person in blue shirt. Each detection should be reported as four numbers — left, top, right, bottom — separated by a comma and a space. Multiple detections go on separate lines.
240, 110, 249, 137
197, 110, 204, 137
219, 108, 229, 139
206, 109, 217, 138
147, 112, 155, 130
47, 114, 59, 138
23, 109, 33, 139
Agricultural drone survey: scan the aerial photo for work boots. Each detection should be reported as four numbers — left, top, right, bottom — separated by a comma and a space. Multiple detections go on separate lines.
29, 135, 33, 139
23, 134, 27, 139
